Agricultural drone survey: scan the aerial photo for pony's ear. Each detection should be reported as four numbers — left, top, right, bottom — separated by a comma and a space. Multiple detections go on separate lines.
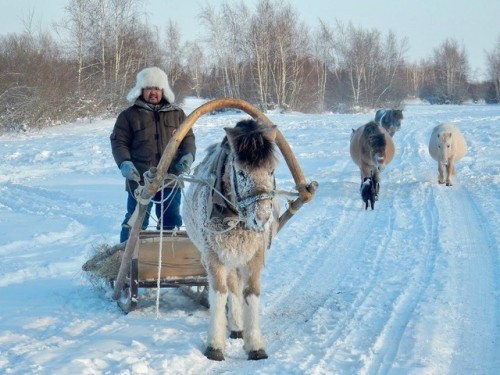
264, 125, 277, 142
224, 126, 241, 147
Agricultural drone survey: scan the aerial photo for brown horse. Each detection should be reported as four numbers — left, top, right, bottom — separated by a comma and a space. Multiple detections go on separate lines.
350, 121, 395, 207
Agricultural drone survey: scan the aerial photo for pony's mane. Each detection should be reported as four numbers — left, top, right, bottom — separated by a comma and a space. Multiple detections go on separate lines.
225, 119, 277, 168
363, 121, 387, 149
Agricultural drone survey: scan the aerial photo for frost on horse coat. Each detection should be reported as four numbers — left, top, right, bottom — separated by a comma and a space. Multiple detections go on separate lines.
428, 123, 467, 186
350, 121, 395, 207
182, 119, 280, 361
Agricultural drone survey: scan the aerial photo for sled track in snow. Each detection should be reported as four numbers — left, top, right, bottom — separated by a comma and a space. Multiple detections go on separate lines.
356, 182, 440, 374
427, 185, 499, 374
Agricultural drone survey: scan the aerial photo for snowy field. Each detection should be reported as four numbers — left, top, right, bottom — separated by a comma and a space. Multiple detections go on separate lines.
0, 98, 499, 374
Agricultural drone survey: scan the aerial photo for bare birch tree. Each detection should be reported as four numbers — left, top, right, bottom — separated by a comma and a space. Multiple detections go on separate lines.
58, 0, 96, 95
199, 2, 250, 98
485, 35, 500, 103
184, 41, 206, 97
249, 1, 273, 108
330, 21, 407, 110
312, 20, 336, 112
269, 2, 309, 109
163, 20, 183, 89
431, 38, 470, 104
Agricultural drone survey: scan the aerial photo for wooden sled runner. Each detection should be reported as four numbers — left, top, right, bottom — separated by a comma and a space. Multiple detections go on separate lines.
84, 97, 317, 313
115, 230, 208, 313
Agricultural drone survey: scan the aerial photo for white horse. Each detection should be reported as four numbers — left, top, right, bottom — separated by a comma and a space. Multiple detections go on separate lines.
428, 123, 467, 186
182, 119, 280, 361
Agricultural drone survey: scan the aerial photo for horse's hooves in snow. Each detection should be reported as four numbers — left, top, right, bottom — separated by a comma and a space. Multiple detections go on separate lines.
446, 182, 453, 186
229, 330, 243, 339
205, 346, 225, 361
248, 349, 268, 360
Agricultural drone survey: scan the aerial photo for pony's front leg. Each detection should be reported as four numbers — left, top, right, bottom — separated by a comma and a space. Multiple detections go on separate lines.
241, 255, 268, 360
205, 263, 229, 361
227, 270, 244, 339
437, 161, 446, 184
445, 161, 454, 186
371, 170, 380, 200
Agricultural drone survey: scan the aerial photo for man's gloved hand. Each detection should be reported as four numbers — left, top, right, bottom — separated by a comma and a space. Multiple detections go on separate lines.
174, 153, 193, 174
120, 161, 141, 182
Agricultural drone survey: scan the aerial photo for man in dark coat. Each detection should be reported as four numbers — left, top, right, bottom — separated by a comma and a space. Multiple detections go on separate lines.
110, 67, 196, 242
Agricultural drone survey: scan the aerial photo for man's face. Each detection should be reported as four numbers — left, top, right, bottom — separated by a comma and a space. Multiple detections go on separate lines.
142, 87, 162, 104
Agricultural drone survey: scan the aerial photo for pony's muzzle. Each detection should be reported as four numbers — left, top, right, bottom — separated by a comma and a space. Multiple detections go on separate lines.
376, 159, 386, 171
237, 192, 276, 232
374, 153, 385, 170
248, 200, 275, 232
252, 207, 274, 232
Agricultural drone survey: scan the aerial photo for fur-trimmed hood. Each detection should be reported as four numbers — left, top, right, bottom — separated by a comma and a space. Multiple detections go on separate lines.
126, 67, 175, 104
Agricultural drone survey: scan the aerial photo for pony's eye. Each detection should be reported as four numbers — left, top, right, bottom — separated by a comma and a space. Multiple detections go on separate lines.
269, 169, 275, 176
237, 170, 247, 179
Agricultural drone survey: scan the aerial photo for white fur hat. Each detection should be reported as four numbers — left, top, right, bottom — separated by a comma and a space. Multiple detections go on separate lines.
126, 67, 175, 104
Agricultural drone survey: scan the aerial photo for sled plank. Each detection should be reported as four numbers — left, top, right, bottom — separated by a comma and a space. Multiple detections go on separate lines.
135, 231, 206, 280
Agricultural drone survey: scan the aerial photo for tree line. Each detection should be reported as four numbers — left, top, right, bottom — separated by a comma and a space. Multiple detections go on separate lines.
1, 0, 499, 132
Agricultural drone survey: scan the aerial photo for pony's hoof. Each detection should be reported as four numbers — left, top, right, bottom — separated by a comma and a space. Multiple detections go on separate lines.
446, 182, 453, 186
229, 330, 243, 339
205, 346, 224, 361
248, 349, 268, 360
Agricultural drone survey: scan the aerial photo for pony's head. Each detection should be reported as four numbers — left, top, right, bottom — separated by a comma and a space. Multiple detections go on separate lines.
390, 110, 403, 127
365, 122, 388, 171
375, 109, 403, 137
387, 110, 403, 136
224, 119, 279, 232
435, 130, 453, 164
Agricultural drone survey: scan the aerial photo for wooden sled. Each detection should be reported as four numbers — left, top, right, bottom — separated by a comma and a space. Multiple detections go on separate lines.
109, 97, 318, 312
115, 230, 208, 313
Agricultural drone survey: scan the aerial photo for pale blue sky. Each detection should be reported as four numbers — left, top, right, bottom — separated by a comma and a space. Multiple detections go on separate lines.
1, 0, 498, 79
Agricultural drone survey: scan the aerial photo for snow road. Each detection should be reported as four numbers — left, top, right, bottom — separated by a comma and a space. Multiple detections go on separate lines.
0, 100, 498, 374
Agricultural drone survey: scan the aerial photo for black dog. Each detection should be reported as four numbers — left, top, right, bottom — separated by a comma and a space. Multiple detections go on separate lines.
360, 176, 376, 210
375, 109, 403, 137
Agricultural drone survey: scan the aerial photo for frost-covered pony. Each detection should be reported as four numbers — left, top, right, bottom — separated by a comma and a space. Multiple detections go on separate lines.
182, 119, 280, 361
428, 123, 467, 186
350, 121, 395, 207
375, 109, 403, 137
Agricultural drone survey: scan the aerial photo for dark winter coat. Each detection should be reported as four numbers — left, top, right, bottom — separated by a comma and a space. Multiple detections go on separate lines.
110, 98, 196, 193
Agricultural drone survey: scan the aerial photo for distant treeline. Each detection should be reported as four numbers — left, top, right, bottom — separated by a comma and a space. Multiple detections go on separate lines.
1, 0, 499, 132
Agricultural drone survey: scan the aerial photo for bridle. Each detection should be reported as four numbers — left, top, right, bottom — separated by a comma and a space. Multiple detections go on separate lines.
229, 156, 276, 215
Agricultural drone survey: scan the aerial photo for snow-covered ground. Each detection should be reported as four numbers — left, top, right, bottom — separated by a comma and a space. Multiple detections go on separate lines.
0, 98, 499, 374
